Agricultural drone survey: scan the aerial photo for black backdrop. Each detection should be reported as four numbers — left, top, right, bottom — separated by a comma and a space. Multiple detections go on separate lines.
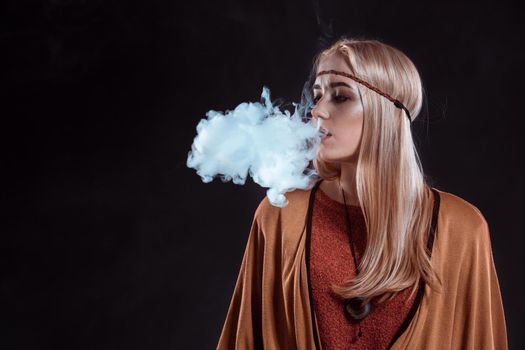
3, 0, 524, 349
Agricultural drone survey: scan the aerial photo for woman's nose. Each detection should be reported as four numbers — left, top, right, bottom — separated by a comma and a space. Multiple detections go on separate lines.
311, 104, 329, 120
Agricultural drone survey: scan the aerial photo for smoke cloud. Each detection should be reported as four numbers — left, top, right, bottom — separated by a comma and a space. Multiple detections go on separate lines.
186, 86, 327, 207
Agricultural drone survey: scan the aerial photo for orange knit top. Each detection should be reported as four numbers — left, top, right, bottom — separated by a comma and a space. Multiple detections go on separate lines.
310, 187, 417, 350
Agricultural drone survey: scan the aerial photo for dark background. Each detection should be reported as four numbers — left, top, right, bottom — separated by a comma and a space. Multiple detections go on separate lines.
3, 0, 524, 349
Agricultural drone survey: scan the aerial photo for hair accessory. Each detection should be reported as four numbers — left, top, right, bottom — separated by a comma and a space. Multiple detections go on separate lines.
317, 69, 412, 122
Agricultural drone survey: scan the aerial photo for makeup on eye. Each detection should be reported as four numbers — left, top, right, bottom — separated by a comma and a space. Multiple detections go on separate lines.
312, 91, 351, 104
312, 81, 355, 104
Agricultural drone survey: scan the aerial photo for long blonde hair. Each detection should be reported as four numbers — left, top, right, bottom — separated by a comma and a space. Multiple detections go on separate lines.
311, 37, 439, 303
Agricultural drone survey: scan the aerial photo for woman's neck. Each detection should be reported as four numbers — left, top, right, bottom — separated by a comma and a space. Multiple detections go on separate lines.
319, 163, 360, 206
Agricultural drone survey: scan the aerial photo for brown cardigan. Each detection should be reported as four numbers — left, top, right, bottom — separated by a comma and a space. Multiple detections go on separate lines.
216, 181, 508, 349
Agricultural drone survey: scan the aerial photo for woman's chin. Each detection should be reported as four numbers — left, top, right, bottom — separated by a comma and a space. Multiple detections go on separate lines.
318, 150, 356, 164
318, 150, 337, 163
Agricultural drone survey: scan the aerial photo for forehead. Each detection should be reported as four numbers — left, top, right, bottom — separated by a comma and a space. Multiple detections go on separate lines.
314, 54, 357, 89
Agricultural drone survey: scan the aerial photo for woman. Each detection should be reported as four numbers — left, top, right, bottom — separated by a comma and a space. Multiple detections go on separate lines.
216, 37, 507, 349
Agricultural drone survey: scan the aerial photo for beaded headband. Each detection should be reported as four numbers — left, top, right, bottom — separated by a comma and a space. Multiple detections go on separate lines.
316, 69, 412, 122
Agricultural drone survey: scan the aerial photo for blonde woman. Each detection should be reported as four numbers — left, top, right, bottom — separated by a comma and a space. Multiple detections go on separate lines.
217, 37, 507, 349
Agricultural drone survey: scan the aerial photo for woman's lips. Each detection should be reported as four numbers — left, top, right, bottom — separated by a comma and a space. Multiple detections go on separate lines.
319, 127, 332, 138
320, 131, 332, 142
321, 134, 332, 141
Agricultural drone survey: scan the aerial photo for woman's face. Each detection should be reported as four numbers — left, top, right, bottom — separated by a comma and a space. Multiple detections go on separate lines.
311, 53, 364, 163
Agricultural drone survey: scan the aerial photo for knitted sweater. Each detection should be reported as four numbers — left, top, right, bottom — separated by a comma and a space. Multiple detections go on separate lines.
310, 188, 416, 349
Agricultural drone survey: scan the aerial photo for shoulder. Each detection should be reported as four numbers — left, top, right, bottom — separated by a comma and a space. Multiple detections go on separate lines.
433, 188, 491, 248
435, 189, 488, 227
253, 186, 313, 232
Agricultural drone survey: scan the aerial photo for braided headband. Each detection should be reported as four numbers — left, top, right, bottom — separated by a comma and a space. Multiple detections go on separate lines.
316, 69, 412, 122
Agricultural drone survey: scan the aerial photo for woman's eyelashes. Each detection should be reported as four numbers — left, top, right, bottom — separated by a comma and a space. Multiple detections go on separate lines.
312, 92, 349, 104
334, 94, 349, 103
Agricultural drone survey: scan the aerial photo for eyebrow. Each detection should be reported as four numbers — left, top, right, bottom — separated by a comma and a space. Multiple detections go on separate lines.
312, 81, 355, 91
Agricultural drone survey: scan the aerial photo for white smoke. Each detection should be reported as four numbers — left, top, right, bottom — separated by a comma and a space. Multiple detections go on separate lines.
186, 86, 326, 207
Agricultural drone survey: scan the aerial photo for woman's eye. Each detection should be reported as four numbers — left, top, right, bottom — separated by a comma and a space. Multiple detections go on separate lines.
312, 93, 349, 104
334, 94, 348, 103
